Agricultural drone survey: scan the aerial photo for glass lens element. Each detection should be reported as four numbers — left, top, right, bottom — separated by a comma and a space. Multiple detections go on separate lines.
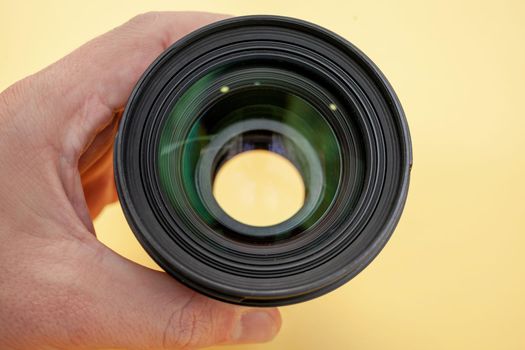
158, 66, 342, 241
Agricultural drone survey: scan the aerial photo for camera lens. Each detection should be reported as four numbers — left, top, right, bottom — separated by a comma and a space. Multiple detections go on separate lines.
115, 15, 412, 306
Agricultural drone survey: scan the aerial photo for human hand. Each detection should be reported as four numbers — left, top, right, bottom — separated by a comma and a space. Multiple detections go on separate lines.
0, 12, 281, 350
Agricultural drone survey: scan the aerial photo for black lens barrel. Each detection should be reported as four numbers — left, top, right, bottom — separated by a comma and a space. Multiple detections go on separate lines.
115, 15, 412, 306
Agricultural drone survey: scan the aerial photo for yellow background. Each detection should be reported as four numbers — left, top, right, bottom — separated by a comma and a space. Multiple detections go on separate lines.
1, 1, 525, 349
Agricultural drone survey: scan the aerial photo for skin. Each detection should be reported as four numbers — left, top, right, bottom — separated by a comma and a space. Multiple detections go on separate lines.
0, 12, 281, 350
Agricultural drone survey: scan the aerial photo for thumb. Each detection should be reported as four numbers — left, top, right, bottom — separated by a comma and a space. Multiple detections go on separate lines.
71, 242, 281, 349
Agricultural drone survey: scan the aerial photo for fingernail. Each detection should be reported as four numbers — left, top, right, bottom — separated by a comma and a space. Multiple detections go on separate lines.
232, 310, 279, 343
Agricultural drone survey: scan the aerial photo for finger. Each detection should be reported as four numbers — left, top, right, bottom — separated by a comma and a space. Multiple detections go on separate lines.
78, 108, 122, 175
16, 11, 230, 160
79, 111, 119, 220
70, 242, 281, 349
80, 146, 117, 219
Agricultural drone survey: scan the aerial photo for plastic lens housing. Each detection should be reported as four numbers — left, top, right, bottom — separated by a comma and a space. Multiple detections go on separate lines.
115, 15, 412, 306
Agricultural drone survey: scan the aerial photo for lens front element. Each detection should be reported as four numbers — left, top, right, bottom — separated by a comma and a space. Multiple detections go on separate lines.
158, 67, 341, 241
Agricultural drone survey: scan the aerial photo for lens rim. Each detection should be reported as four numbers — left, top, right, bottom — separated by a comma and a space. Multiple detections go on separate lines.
115, 15, 412, 306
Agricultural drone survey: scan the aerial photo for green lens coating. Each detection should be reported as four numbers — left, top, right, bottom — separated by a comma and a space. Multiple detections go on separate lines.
158, 66, 342, 241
